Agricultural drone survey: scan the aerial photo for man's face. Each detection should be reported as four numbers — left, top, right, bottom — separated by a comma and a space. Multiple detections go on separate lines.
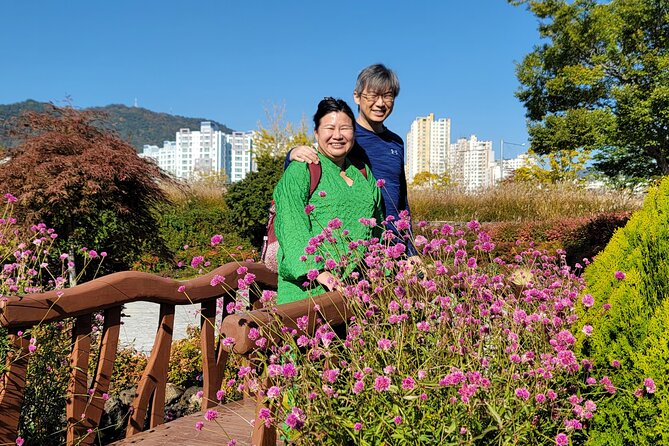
353, 87, 395, 127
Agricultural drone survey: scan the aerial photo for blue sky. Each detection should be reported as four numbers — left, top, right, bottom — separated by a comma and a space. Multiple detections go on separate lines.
1, 0, 540, 159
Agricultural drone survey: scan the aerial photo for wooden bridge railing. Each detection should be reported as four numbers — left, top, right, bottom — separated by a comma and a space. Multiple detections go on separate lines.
0, 261, 350, 446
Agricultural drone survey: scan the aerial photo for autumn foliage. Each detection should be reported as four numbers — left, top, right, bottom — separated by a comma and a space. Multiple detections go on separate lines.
0, 105, 174, 275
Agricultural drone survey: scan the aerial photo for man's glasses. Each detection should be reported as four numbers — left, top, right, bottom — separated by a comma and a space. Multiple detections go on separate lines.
360, 92, 395, 104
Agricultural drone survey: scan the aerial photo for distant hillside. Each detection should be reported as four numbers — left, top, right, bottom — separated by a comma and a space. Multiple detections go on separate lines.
0, 100, 234, 152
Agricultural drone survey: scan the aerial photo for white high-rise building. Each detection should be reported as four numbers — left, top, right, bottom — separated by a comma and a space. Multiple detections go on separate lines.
140, 141, 178, 177
450, 135, 495, 191
406, 113, 451, 183
141, 122, 257, 182
174, 122, 227, 180
225, 131, 256, 183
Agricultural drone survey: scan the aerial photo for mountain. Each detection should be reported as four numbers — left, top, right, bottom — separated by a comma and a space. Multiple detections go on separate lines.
0, 100, 235, 152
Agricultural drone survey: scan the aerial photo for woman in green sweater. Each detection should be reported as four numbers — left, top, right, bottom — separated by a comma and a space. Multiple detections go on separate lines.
274, 97, 382, 304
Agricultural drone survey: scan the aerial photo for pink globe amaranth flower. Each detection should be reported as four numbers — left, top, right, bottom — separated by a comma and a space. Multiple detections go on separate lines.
196, 390, 204, 399
352, 380, 365, 394
402, 376, 416, 390
322, 368, 339, 383
195, 421, 204, 431
354, 422, 363, 431
210, 274, 225, 287
614, 270, 626, 280
204, 409, 218, 421
644, 378, 657, 394
555, 433, 569, 446
304, 204, 315, 215
15, 437, 24, 446
582, 325, 593, 336
318, 190, 327, 197
306, 269, 319, 281
374, 375, 391, 392
266, 386, 281, 399
581, 294, 594, 307
611, 359, 621, 368
177, 285, 186, 293
515, 387, 530, 400
376, 179, 386, 188
211, 234, 223, 246
216, 389, 225, 400
393, 415, 403, 425
227, 440, 237, 446
191, 256, 204, 268
377, 338, 393, 350
88, 250, 98, 258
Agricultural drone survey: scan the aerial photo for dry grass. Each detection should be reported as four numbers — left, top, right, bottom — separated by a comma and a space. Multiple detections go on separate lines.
409, 182, 643, 223
161, 179, 226, 205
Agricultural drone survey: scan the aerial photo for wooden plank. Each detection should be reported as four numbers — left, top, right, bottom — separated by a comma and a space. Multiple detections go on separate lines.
0, 330, 30, 443
81, 306, 122, 445
127, 304, 174, 436
66, 314, 93, 445
111, 399, 261, 446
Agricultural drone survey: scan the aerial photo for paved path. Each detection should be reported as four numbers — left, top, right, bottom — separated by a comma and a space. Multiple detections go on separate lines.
110, 399, 262, 445
120, 301, 202, 352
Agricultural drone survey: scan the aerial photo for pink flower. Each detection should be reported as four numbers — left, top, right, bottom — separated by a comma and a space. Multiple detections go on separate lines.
393, 415, 403, 425
581, 294, 594, 307
402, 376, 416, 390
352, 380, 365, 394
376, 179, 386, 187
196, 390, 204, 399
354, 422, 363, 431
266, 386, 281, 399
4, 193, 17, 203
216, 390, 225, 400
210, 275, 225, 287
555, 433, 569, 446
211, 234, 223, 246
614, 271, 626, 280
374, 375, 391, 392
377, 338, 393, 351
644, 378, 656, 394
204, 409, 218, 421
307, 269, 319, 281
582, 325, 593, 336
318, 191, 327, 197
195, 421, 204, 431
285, 407, 305, 429
515, 387, 530, 400
304, 204, 315, 214
323, 368, 339, 383
191, 256, 204, 268
15, 437, 24, 446
177, 285, 186, 293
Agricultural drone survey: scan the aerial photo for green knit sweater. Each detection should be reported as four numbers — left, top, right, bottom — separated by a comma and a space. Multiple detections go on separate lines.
273, 153, 382, 304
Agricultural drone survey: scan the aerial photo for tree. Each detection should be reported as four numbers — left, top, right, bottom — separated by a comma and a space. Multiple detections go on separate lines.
253, 102, 313, 158
510, 148, 591, 184
510, 0, 669, 186
411, 171, 453, 189
225, 107, 313, 249
0, 105, 174, 278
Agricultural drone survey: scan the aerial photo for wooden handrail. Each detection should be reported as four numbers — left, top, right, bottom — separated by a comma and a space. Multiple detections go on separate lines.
0, 261, 277, 445
0, 260, 348, 446
0, 262, 278, 328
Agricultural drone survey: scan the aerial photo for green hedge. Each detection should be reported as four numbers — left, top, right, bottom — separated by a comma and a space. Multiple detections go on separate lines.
577, 177, 669, 445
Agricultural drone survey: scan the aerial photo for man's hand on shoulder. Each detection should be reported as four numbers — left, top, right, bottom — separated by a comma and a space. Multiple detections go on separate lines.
290, 146, 319, 164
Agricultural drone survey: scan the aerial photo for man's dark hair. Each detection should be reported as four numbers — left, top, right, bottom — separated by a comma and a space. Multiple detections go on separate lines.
313, 97, 356, 129
354, 64, 400, 97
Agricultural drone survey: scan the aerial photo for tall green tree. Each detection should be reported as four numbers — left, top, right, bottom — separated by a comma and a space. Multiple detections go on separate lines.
510, 0, 669, 186
0, 105, 174, 278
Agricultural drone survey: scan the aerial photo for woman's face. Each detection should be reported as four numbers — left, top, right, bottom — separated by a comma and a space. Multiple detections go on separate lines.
314, 111, 355, 165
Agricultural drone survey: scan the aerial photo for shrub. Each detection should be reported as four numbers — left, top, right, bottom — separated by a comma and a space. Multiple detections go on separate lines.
168, 325, 202, 388
577, 176, 669, 445
0, 106, 174, 279
223, 154, 283, 249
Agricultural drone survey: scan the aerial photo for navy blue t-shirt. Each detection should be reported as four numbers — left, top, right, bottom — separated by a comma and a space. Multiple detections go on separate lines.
284, 122, 417, 256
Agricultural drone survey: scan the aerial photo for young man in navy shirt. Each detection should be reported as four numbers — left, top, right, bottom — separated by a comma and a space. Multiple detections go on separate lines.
286, 64, 420, 261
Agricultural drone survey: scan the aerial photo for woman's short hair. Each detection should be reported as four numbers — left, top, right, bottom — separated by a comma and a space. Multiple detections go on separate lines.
313, 97, 356, 129
354, 64, 400, 98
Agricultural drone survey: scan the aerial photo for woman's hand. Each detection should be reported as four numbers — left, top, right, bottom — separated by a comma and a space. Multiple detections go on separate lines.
316, 271, 339, 292
290, 145, 320, 164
